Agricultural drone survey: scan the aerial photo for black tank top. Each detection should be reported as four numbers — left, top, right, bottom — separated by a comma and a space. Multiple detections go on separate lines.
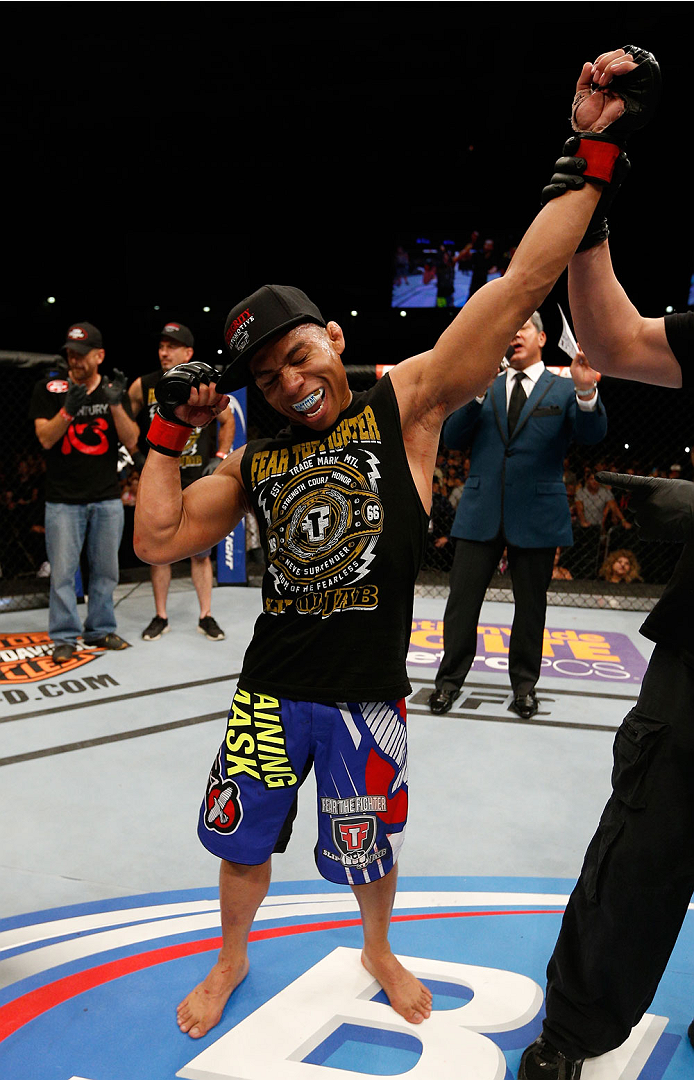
239, 374, 428, 701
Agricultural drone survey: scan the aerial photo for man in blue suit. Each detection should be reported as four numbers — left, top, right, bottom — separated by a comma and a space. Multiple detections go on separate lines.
428, 311, 606, 719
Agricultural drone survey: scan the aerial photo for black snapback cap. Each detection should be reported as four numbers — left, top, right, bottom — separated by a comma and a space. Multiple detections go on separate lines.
62, 321, 103, 355
158, 322, 195, 348
217, 285, 325, 393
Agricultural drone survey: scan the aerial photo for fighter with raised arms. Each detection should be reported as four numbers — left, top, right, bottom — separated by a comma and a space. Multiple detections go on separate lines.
134, 46, 658, 1043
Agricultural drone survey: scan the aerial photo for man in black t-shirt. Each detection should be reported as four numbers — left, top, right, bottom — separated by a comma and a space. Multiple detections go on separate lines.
127, 322, 235, 643
29, 322, 140, 661
131, 48, 656, 1049
518, 46, 694, 1080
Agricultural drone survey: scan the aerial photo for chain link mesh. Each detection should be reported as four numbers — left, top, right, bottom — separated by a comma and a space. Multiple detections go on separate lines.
2, 358, 690, 613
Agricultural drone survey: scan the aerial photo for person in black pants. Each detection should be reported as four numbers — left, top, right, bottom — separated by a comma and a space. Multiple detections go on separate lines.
517, 44, 694, 1080
428, 319, 606, 720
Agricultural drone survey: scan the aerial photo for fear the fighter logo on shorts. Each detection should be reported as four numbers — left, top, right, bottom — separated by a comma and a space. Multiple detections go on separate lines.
250, 405, 386, 620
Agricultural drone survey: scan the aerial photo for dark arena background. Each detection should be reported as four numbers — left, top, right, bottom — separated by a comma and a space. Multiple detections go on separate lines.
2, 9, 694, 1080
1, 8, 691, 611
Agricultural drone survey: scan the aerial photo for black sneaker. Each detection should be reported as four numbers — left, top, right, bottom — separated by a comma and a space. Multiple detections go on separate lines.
87, 633, 131, 650
142, 615, 170, 641
198, 615, 225, 641
688, 1018, 694, 1048
52, 642, 77, 662
518, 1037, 584, 1079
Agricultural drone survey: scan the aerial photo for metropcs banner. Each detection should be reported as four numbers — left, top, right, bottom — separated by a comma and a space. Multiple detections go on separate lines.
409, 621, 649, 684
216, 389, 247, 586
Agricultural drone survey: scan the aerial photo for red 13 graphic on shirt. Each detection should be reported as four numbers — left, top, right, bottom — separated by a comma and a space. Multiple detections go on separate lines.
61, 418, 110, 455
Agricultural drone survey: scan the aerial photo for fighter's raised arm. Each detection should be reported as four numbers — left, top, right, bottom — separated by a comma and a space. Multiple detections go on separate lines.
391, 46, 661, 440
556, 47, 680, 387
134, 368, 250, 565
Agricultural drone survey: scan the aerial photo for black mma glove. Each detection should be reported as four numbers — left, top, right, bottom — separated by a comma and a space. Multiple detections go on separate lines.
542, 145, 631, 251
597, 472, 694, 542
542, 46, 661, 249
148, 361, 220, 457
63, 382, 89, 418
155, 361, 220, 423
102, 368, 128, 406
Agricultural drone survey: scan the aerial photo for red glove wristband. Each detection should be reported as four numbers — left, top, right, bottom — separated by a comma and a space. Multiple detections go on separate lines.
59, 407, 74, 422
146, 413, 192, 457
575, 138, 621, 185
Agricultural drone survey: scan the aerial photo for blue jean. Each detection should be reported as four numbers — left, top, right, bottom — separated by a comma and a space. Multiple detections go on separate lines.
45, 499, 124, 645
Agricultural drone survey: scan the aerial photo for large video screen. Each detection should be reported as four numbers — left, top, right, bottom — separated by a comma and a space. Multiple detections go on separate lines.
392, 231, 519, 310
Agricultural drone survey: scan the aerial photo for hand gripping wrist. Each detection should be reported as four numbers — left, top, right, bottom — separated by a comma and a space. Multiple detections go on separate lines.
541, 136, 631, 251
147, 408, 193, 458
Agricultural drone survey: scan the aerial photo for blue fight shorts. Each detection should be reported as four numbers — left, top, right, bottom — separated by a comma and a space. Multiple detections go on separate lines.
197, 687, 409, 886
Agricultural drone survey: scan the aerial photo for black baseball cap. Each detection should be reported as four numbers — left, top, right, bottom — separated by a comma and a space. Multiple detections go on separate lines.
217, 285, 325, 392
158, 322, 195, 347
62, 322, 103, 355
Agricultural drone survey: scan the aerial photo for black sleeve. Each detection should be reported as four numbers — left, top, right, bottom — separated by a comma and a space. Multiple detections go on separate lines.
27, 380, 62, 421
664, 312, 694, 388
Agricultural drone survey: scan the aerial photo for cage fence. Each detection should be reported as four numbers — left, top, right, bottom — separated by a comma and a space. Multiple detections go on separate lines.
2, 356, 692, 613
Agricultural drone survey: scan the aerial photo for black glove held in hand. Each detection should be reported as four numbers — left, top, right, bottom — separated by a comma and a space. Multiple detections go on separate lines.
102, 368, 127, 406
597, 472, 694, 542
155, 361, 219, 425
63, 382, 89, 417
541, 143, 631, 250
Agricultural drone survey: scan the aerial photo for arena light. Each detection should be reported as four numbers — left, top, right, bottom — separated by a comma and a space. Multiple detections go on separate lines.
400, 310, 407, 317
624, 443, 630, 450
203, 306, 211, 313
351, 310, 358, 317
686, 447, 691, 454
217, 349, 223, 355
665, 305, 674, 313
46, 296, 56, 304
154, 305, 160, 311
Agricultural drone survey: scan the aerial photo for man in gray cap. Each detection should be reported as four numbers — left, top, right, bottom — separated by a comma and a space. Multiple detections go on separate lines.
134, 48, 657, 1045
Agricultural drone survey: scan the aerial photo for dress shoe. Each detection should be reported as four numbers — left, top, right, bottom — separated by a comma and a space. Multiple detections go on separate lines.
510, 689, 539, 719
428, 688, 459, 715
688, 1017, 694, 1049
518, 1036, 584, 1079
52, 642, 77, 662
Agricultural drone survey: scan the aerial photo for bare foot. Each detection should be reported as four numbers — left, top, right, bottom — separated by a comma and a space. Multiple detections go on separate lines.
177, 954, 250, 1038
361, 949, 433, 1024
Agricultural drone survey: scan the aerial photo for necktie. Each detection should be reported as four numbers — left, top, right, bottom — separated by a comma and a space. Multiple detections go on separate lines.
507, 372, 527, 436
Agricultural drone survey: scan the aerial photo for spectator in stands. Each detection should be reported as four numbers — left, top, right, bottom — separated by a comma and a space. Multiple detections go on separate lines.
446, 466, 465, 510
599, 548, 642, 584
552, 548, 573, 580
575, 471, 631, 532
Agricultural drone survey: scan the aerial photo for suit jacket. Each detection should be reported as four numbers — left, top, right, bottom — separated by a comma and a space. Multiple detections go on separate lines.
444, 369, 607, 548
